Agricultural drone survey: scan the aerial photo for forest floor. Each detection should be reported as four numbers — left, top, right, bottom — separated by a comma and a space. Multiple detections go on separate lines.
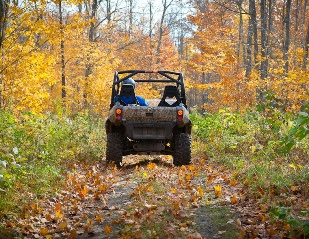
2, 154, 277, 239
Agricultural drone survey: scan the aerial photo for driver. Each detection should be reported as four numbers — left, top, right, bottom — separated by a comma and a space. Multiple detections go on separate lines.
115, 78, 148, 106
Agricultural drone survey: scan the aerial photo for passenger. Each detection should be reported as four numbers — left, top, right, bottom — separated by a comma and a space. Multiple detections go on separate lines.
115, 78, 148, 106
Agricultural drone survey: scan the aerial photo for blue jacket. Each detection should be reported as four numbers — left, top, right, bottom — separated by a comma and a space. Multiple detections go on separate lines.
114, 95, 148, 106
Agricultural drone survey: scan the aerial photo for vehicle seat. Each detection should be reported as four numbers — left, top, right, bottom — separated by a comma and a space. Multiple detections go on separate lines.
117, 84, 138, 105
158, 85, 181, 107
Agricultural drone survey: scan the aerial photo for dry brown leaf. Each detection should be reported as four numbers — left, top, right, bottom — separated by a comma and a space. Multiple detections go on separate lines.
58, 220, 68, 231
69, 230, 77, 239
230, 179, 237, 186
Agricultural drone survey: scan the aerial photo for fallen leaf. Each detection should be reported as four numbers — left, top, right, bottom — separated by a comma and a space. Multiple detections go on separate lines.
58, 220, 68, 231
95, 214, 103, 222
214, 185, 222, 197
230, 179, 237, 186
79, 185, 88, 198
197, 186, 204, 197
40, 227, 49, 236
104, 225, 112, 235
69, 230, 77, 239
55, 210, 63, 220
230, 193, 238, 204
291, 185, 298, 192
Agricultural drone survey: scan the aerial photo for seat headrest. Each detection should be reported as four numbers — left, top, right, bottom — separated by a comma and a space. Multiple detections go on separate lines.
164, 85, 179, 98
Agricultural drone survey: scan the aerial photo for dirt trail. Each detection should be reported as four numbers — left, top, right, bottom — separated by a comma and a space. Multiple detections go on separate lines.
5, 156, 271, 239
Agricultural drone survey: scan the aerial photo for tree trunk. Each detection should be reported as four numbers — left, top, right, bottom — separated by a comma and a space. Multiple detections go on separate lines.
84, 0, 97, 108
156, 0, 173, 64
252, 0, 258, 65
0, 0, 9, 108
302, 0, 308, 46
128, 0, 133, 36
236, 0, 245, 65
295, 0, 299, 32
89, 0, 97, 42
283, 0, 291, 73
245, 0, 254, 77
106, 0, 111, 23
149, 1, 152, 37
303, 23, 309, 70
260, 0, 268, 79
268, 0, 274, 59
59, 0, 66, 101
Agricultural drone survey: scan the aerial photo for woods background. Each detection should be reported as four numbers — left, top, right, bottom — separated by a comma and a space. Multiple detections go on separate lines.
0, 0, 308, 114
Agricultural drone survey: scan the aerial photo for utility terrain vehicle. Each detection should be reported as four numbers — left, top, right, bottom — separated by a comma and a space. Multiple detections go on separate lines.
105, 70, 192, 167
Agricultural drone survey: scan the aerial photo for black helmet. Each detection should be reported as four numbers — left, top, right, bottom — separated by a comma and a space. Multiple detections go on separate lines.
122, 78, 136, 89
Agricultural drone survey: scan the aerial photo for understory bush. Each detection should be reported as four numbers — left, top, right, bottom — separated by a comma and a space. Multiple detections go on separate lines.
191, 99, 309, 194
0, 110, 105, 217
191, 99, 309, 236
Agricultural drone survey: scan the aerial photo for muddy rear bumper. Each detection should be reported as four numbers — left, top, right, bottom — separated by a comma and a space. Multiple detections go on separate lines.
124, 122, 174, 140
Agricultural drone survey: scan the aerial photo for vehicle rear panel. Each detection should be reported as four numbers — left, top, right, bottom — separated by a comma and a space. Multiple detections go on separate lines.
122, 106, 176, 139
122, 106, 177, 122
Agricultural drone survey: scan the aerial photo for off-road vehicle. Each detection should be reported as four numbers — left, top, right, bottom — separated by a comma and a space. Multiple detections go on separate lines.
105, 70, 192, 167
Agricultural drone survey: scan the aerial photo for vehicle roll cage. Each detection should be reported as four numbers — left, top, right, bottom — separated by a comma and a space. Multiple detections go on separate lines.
110, 70, 187, 108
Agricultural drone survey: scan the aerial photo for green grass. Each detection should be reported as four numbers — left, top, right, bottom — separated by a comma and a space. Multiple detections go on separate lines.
0, 110, 106, 219
191, 106, 309, 197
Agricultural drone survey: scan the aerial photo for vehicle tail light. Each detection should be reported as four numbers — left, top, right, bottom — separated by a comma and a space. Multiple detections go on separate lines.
116, 108, 122, 120
177, 110, 183, 121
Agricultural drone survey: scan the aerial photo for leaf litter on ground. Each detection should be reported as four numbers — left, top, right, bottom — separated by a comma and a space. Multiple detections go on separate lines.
2, 155, 306, 238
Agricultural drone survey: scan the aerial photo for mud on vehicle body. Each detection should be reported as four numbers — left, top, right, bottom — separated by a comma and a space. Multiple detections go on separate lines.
105, 70, 192, 167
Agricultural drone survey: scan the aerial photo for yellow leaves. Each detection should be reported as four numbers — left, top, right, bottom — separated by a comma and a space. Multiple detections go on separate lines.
142, 172, 148, 178
104, 225, 112, 235
79, 185, 88, 198
214, 185, 222, 198
40, 227, 49, 236
289, 163, 297, 170
197, 186, 204, 197
290, 185, 298, 192
95, 214, 103, 223
98, 183, 108, 193
230, 193, 238, 205
55, 210, 64, 220
147, 163, 156, 170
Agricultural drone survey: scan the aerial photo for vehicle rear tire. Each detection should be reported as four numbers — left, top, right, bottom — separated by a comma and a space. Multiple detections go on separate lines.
173, 133, 191, 166
106, 132, 123, 168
